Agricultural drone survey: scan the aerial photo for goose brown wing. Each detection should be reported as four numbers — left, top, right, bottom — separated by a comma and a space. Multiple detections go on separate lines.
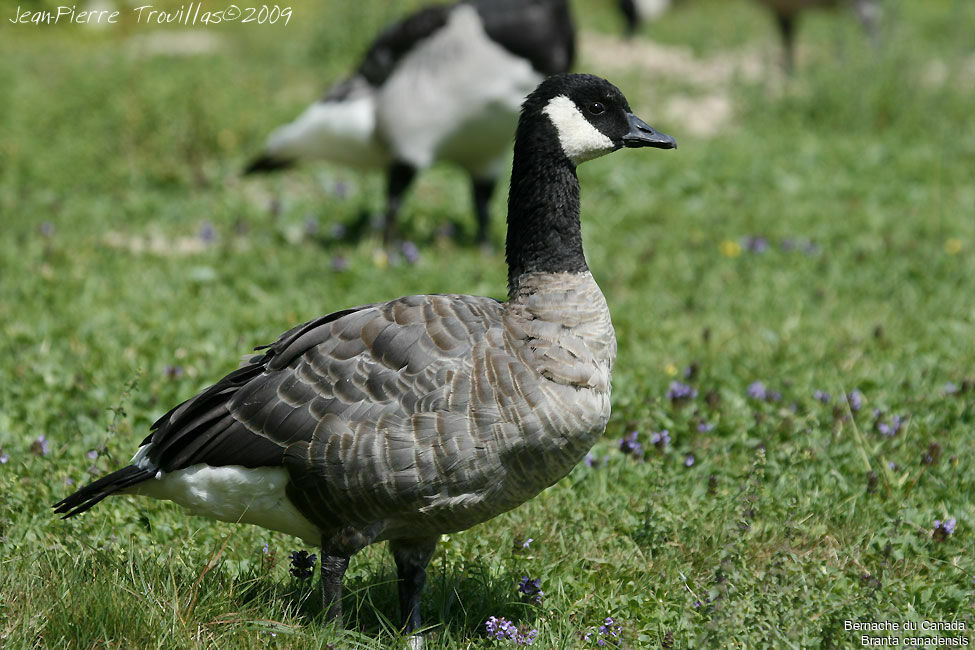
139, 295, 502, 474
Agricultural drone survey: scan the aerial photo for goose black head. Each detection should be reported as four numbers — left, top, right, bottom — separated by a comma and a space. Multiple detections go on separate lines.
520, 73, 676, 165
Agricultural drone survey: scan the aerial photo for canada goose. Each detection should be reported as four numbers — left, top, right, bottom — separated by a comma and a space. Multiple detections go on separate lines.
614, 0, 879, 73
54, 73, 676, 637
245, 0, 575, 245
756, 0, 880, 72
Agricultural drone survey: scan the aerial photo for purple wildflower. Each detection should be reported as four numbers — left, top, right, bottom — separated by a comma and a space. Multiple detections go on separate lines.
781, 238, 796, 251
933, 518, 956, 542
594, 617, 623, 647
86, 450, 98, 460
521, 538, 534, 549
288, 550, 317, 580
875, 414, 905, 437
198, 221, 216, 244
747, 381, 767, 400
40, 221, 55, 237
486, 616, 537, 645
666, 380, 697, 405
65, 476, 74, 485
744, 236, 769, 253
696, 420, 714, 433
684, 454, 695, 467
0, 451, 9, 464
650, 429, 671, 448
619, 431, 643, 456
846, 390, 864, 413
802, 240, 821, 256
164, 365, 184, 379
304, 216, 319, 236
943, 382, 959, 395
262, 542, 270, 555
517, 576, 544, 604
30, 434, 50, 456
485, 616, 515, 641
401, 241, 420, 265
585, 452, 608, 468
330, 254, 348, 272
516, 627, 539, 646
330, 223, 347, 239
813, 390, 831, 404
888, 461, 896, 470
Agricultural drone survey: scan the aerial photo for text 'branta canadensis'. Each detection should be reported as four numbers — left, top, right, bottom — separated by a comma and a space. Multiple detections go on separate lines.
245, 0, 575, 244
55, 73, 676, 639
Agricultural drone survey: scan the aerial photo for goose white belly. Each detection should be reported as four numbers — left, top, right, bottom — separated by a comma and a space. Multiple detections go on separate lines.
130, 462, 320, 545
263, 88, 389, 169
635, 0, 672, 20
377, 4, 543, 171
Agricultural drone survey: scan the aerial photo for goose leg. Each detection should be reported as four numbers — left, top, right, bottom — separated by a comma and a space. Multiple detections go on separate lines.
853, 0, 880, 45
390, 537, 439, 635
320, 552, 350, 625
471, 176, 497, 246
384, 162, 417, 245
618, 0, 639, 37
774, 10, 797, 74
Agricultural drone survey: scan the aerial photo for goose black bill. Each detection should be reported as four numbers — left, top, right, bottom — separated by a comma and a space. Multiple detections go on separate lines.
622, 113, 677, 149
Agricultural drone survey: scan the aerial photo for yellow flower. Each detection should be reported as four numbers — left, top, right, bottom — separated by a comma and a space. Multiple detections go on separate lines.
945, 238, 962, 255
720, 239, 742, 258
665, 363, 678, 376
372, 248, 389, 268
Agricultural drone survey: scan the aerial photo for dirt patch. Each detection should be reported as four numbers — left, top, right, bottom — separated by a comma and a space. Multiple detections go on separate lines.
578, 31, 768, 137
579, 31, 765, 87
664, 93, 733, 137
126, 30, 223, 58
104, 230, 232, 256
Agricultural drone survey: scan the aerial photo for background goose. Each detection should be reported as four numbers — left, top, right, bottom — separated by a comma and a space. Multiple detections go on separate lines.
615, 0, 878, 73
55, 73, 676, 637
245, 0, 575, 245
756, 0, 880, 72
617, 0, 673, 37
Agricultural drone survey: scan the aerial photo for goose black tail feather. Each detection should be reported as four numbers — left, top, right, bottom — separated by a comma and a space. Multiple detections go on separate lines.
243, 155, 294, 175
52, 465, 155, 519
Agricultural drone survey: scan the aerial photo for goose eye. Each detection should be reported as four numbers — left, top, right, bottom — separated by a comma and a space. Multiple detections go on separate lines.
588, 102, 605, 115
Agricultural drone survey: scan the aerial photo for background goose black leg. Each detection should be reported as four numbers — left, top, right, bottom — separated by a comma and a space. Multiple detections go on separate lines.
471, 176, 497, 246
618, 0, 640, 37
384, 161, 417, 245
774, 10, 797, 74
390, 537, 439, 636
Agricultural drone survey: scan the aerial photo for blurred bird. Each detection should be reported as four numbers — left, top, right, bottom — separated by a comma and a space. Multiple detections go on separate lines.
615, 0, 880, 73
756, 0, 880, 72
245, 0, 575, 245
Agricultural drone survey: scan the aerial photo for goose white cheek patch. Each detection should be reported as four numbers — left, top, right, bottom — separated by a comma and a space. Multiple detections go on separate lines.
543, 95, 615, 164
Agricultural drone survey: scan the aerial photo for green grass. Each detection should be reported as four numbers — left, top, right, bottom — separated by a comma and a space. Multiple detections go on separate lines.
2, 0, 974, 647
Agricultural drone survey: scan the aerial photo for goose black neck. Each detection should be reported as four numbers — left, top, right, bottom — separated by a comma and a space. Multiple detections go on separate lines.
505, 118, 587, 296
